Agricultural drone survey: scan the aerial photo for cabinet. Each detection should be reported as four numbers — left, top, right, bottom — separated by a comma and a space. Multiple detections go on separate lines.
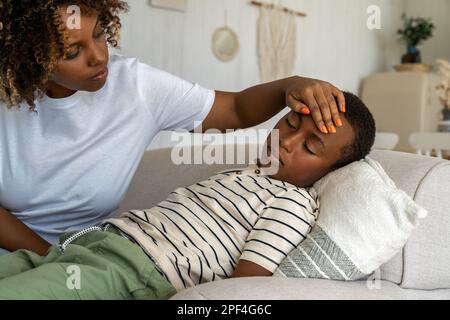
361, 72, 443, 153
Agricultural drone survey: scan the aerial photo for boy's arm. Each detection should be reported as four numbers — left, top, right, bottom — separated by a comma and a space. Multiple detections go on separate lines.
233, 189, 319, 278
0, 206, 51, 256
232, 260, 273, 278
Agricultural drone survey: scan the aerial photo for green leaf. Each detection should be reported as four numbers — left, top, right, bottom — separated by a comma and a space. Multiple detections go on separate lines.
397, 14, 435, 46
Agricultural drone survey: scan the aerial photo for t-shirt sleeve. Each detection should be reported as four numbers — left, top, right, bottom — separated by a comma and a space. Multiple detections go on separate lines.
136, 61, 215, 132
240, 188, 319, 273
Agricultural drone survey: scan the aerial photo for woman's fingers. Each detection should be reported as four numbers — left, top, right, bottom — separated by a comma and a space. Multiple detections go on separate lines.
302, 90, 328, 134
332, 87, 346, 113
314, 88, 337, 134
326, 90, 343, 128
286, 93, 311, 115
285, 78, 346, 134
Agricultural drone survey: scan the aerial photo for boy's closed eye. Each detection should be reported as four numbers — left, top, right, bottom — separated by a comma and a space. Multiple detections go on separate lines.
286, 115, 321, 156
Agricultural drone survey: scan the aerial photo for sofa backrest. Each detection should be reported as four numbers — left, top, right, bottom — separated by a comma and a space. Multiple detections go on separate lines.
119, 147, 450, 290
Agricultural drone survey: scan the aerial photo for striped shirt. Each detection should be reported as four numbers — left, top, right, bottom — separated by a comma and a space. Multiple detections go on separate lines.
104, 165, 319, 291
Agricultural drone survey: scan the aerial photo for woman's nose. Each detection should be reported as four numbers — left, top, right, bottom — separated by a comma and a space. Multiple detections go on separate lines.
87, 44, 106, 67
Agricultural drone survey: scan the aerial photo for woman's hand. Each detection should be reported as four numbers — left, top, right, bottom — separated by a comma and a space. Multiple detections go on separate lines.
201, 75, 346, 134
285, 77, 346, 134
0, 206, 51, 256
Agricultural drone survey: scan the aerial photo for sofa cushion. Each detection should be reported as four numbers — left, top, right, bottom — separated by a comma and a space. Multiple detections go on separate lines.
369, 150, 450, 290
119, 147, 450, 289
369, 150, 445, 284
274, 157, 427, 281
170, 277, 450, 300
402, 162, 450, 289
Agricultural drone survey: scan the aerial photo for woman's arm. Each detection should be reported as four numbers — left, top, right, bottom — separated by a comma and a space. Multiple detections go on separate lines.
201, 76, 345, 134
0, 206, 51, 256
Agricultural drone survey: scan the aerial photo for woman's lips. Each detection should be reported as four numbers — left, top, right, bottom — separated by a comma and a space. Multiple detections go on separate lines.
90, 68, 108, 81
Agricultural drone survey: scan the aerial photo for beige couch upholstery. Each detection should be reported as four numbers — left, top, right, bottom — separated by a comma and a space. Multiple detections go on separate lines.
119, 147, 450, 300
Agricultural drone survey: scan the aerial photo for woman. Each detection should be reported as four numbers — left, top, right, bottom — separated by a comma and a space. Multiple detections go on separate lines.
0, 0, 345, 256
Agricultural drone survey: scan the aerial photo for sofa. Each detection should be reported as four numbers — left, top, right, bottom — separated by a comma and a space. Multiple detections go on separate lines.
118, 146, 450, 300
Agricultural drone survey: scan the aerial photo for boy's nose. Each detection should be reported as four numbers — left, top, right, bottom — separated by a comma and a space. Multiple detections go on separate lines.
281, 131, 303, 153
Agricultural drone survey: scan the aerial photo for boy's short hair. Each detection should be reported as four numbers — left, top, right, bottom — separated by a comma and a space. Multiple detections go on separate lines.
332, 92, 376, 170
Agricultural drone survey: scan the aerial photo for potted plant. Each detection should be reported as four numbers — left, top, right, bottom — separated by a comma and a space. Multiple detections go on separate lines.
435, 59, 450, 132
397, 14, 435, 64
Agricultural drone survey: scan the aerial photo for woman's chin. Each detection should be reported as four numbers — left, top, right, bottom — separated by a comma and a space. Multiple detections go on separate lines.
84, 80, 107, 92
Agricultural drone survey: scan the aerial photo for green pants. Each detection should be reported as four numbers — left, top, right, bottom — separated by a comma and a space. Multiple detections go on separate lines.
0, 226, 176, 300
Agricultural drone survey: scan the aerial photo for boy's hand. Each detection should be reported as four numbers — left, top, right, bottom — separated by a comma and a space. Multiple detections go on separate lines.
232, 260, 273, 278
285, 77, 346, 134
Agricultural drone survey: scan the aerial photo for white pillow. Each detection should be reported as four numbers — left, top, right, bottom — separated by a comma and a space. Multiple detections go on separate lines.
275, 157, 428, 280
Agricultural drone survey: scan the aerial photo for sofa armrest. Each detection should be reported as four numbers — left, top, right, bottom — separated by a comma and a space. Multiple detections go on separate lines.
170, 277, 450, 300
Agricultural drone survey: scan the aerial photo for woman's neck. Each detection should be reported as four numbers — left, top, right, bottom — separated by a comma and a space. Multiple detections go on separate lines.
45, 81, 77, 99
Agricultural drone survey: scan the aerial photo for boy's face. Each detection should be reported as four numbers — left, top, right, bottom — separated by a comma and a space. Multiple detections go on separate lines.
262, 111, 355, 187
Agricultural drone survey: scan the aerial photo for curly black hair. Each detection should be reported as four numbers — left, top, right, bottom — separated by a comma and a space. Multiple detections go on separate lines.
332, 92, 377, 170
0, 0, 129, 110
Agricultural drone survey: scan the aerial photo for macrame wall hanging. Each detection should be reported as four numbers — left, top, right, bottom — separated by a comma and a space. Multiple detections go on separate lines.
250, 1, 306, 82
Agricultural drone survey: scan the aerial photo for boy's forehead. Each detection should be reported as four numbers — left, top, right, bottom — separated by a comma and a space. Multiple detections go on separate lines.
324, 116, 354, 149
293, 112, 354, 150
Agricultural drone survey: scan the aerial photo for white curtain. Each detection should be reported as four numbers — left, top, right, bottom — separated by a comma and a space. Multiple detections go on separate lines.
257, 5, 297, 83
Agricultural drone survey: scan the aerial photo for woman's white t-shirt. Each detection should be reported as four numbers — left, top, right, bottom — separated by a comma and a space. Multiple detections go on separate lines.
0, 54, 215, 244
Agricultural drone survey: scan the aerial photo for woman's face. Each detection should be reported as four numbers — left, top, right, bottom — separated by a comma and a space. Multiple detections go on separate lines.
45, 7, 109, 98
262, 111, 355, 187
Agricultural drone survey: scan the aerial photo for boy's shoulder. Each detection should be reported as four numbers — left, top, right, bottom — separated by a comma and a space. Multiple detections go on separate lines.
199, 165, 319, 206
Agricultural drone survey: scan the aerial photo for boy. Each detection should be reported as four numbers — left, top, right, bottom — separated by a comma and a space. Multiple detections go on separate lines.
0, 92, 375, 299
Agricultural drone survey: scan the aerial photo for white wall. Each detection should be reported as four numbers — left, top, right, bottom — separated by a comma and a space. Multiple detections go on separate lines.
114, 0, 447, 149
118, 0, 404, 92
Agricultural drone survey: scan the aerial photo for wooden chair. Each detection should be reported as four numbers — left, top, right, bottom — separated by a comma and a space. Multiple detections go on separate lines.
409, 133, 450, 158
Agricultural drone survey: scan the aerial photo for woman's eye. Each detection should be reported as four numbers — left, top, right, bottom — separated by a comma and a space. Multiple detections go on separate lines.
66, 47, 80, 60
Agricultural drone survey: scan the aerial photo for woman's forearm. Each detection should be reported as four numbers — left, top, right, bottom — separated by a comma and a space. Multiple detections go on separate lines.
233, 76, 345, 132
233, 76, 298, 129
0, 206, 51, 256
